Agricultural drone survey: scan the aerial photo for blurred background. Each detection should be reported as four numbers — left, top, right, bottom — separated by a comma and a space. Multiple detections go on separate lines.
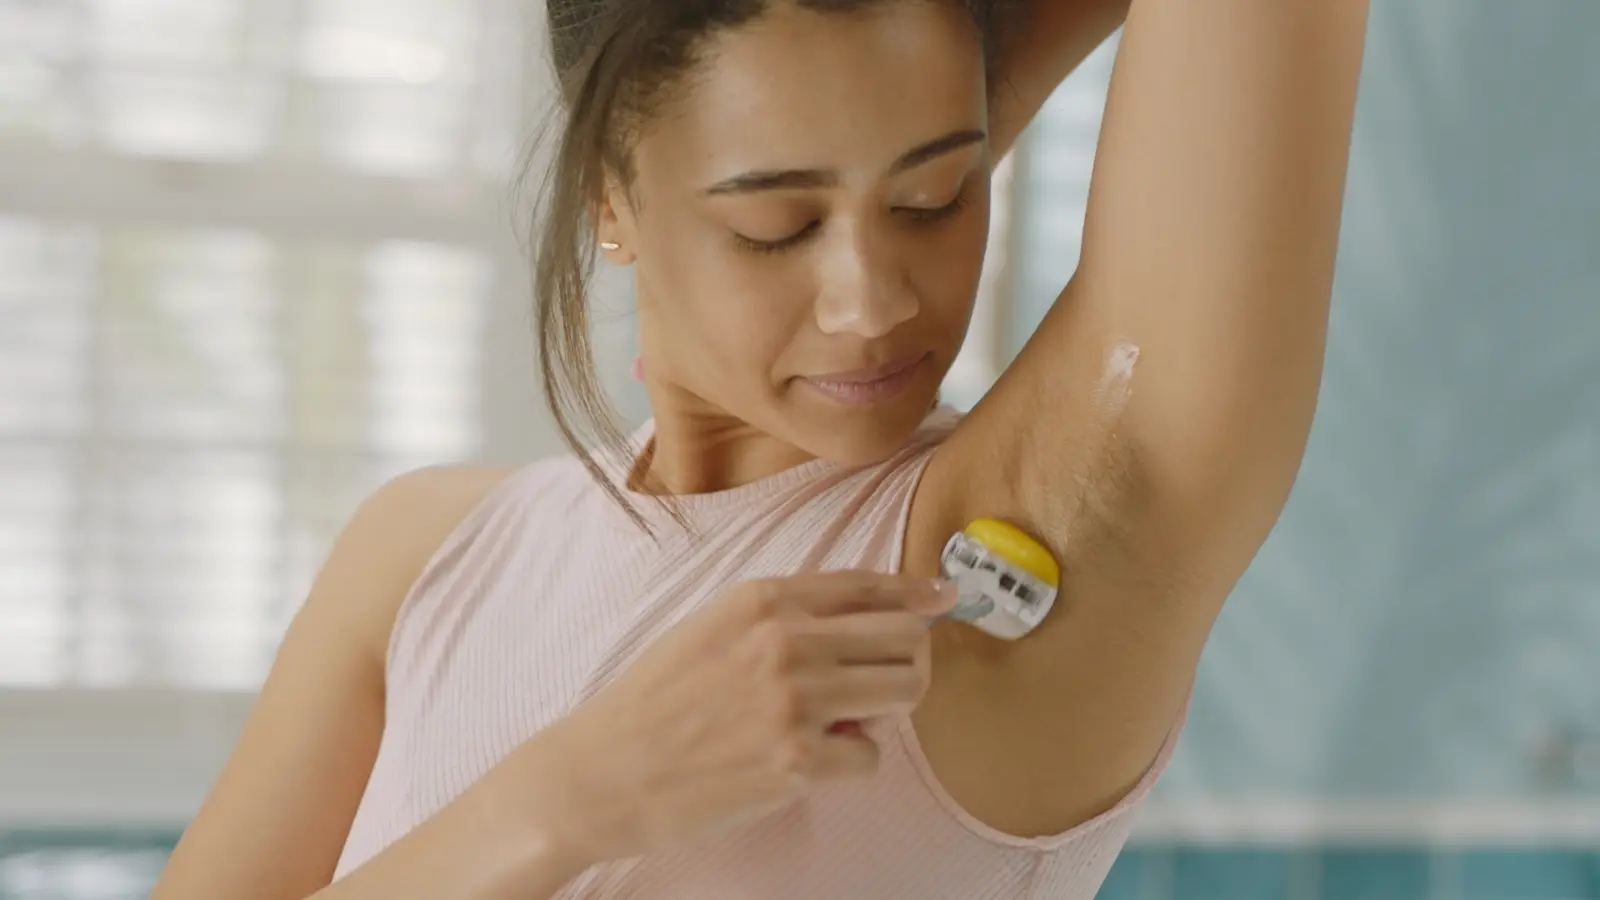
0, 0, 1596, 897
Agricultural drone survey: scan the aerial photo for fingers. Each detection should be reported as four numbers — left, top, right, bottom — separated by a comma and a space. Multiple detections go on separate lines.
784, 611, 930, 665
744, 571, 957, 619
796, 664, 930, 723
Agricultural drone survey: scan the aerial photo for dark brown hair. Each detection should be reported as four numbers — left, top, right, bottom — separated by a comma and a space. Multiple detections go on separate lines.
528, 0, 1018, 533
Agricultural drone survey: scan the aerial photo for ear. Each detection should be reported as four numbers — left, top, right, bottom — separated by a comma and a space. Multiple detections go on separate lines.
594, 174, 639, 265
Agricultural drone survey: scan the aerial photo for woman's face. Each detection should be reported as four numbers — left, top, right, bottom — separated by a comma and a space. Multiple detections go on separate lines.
602, 1, 991, 466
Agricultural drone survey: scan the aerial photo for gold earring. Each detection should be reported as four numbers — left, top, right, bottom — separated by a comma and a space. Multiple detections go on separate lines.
600, 241, 621, 251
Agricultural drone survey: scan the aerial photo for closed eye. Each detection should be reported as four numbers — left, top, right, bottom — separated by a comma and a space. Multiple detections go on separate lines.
732, 220, 820, 255
895, 193, 969, 222
731, 192, 970, 255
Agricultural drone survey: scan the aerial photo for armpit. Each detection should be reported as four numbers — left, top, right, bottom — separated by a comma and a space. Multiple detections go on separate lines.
1021, 341, 1146, 556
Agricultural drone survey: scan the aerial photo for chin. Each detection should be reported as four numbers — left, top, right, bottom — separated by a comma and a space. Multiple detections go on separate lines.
794, 389, 941, 466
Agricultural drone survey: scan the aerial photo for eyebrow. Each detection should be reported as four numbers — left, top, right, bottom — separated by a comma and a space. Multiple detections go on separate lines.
701, 128, 986, 196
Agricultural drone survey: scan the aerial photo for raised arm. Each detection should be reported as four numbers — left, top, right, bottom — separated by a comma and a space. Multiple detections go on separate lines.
908, 0, 1371, 835
987, 0, 1130, 159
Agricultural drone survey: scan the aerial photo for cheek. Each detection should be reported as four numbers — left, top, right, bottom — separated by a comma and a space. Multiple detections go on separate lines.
706, 270, 815, 380
911, 205, 991, 331
640, 238, 810, 385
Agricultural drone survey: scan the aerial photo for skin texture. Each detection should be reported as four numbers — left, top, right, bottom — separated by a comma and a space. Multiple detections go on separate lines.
151, 0, 1371, 896
905, 0, 1370, 836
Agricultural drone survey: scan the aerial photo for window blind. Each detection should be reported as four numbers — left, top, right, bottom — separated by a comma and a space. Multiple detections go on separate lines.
0, 0, 528, 690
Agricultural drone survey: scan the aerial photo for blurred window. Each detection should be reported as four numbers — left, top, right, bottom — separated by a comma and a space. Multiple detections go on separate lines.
0, 0, 525, 688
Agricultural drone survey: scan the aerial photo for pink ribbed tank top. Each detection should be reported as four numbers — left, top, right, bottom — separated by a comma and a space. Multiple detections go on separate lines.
334, 408, 1181, 898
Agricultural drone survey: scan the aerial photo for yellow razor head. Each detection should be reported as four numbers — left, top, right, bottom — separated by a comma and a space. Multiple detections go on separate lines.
938, 518, 1059, 641
960, 519, 1059, 587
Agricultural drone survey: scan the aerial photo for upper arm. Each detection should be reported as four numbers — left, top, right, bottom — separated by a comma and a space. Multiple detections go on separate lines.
966, 0, 1371, 588
152, 466, 516, 900
940, 0, 1371, 625
908, 0, 1370, 834
987, 0, 1129, 160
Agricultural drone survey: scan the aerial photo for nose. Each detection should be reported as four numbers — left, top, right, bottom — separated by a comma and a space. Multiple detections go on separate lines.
813, 223, 918, 338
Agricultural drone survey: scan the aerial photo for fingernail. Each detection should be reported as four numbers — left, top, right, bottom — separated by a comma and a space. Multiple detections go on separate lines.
942, 596, 994, 622
927, 578, 958, 613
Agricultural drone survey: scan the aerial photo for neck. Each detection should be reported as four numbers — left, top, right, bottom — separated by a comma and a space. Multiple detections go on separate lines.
636, 391, 817, 497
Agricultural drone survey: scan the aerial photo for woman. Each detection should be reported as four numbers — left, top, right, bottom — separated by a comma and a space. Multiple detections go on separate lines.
153, 0, 1369, 897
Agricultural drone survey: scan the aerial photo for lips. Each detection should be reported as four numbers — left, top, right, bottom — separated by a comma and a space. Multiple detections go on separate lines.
801, 353, 928, 407
810, 356, 924, 384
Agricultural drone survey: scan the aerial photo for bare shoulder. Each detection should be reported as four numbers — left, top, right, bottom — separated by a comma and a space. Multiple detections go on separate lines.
151, 463, 522, 900
356, 466, 524, 585
361, 464, 523, 547
322, 465, 524, 652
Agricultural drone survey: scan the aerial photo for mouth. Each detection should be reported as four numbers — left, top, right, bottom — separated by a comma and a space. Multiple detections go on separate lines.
801, 353, 929, 407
